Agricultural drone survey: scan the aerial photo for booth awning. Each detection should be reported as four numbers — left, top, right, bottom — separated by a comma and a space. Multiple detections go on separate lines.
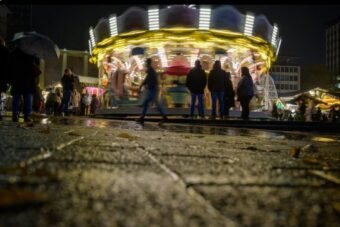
78, 75, 98, 85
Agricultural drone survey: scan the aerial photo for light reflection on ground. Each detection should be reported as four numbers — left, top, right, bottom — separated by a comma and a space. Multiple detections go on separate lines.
42, 117, 340, 144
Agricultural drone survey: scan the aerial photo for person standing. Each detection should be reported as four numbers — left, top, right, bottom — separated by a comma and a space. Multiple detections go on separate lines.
236, 67, 254, 120
186, 60, 207, 118
223, 65, 235, 118
54, 87, 63, 116
208, 60, 227, 119
8, 47, 41, 122
70, 88, 81, 115
82, 90, 92, 116
137, 58, 167, 125
61, 68, 75, 116
0, 37, 10, 120
90, 93, 99, 115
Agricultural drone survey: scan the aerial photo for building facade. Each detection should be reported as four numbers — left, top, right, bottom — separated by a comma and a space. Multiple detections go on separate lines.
5, 5, 32, 42
269, 56, 301, 95
40, 49, 98, 89
326, 17, 340, 89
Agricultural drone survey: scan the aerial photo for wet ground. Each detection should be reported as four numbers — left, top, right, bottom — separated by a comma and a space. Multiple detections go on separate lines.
0, 116, 339, 227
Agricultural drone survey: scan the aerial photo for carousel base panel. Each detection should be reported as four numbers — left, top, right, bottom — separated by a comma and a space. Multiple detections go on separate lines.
95, 107, 271, 119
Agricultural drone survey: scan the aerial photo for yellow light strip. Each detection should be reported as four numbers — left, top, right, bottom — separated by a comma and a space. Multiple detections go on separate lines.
89, 29, 277, 67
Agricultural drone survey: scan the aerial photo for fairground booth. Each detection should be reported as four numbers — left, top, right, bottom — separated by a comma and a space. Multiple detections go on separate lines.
88, 5, 281, 111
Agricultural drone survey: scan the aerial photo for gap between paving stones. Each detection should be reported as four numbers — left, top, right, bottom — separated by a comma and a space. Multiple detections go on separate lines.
137, 146, 239, 227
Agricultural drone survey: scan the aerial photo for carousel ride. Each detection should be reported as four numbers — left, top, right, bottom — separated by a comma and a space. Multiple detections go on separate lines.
88, 5, 281, 110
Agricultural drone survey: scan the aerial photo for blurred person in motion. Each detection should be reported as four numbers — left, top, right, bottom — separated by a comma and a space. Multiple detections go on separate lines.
136, 58, 167, 125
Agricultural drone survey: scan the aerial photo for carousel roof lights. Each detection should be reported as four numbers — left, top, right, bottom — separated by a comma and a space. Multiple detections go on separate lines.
276, 38, 282, 56
244, 13, 255, 36
109, 14, 118, 37
88, 39, 92, 55
89, 27, 96, 47
148, 7, 159, 31
199, 6, 211, 30
271, 24, 278, 46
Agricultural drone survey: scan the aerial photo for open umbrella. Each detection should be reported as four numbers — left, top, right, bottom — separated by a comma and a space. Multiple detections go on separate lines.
12, 31, 60, 61
165, 65, 191, 76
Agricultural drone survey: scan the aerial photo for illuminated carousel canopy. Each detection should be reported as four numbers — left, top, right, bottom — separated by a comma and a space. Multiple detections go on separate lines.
88, 5, 281, 70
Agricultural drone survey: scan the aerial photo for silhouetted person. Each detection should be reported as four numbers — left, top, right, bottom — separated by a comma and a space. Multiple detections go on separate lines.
298, 99, 306, 121
208, 60, 227, 119
223, 65, 234, 118
61, 68, 75, 116
236, 67, 254, 120
186, 60, 207, 118
271, 100, 278, 119
137, 58, 167, 125
9, 47, 41, 122
90, 93, 99, 115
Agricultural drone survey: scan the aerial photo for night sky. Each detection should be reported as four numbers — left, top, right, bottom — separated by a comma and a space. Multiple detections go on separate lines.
31, 4, 340, 66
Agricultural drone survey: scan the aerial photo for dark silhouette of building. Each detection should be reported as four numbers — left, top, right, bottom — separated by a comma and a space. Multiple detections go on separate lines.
326, 16, 340, 89
0, 5, 32, 43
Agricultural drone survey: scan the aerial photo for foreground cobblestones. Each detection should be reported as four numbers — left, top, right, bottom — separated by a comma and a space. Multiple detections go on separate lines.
0, 117, 339, 227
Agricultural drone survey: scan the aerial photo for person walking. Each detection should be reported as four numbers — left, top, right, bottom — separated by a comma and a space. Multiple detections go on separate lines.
208, 60, 227, 119
136, 58, 167, 125
223, 65, 235, 118
186, 60, 207, 118
8, 47, 41, 122
61, 68, 75, 116
70, 88, 81, 115
236, 67, 254, 120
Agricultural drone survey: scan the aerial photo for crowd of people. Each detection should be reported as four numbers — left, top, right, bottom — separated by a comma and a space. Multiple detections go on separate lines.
44, 69, 100, 117
1, 35, 339, 124
0, 34, 100, 122
136, 58, 255, 124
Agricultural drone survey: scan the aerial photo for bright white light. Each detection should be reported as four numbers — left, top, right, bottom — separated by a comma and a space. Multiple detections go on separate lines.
132, 56, 143, 70
190, 55, 198, 67
199, 6, 211, 30
271, 24, 278, 46
88, 39, 92, 55
148, 7, 159, 31
244, 13, 255, 36
109, 14, 118, 37
276, 38, 282, 56
157, 47, 168, 67
89, 27, 95, 47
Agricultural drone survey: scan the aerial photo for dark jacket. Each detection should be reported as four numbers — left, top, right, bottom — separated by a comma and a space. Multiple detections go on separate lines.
208, 69, 227, 92
236, 74, 254, 98
9, 48, 40, 95
186, 67, 207, 94
142, 66, 158, 90
0, 45, 10, 92
224, 72, 235, 107
61, 74, 75, 91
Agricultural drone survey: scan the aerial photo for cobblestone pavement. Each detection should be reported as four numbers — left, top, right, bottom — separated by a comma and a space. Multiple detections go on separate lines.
0, 116, 339, 227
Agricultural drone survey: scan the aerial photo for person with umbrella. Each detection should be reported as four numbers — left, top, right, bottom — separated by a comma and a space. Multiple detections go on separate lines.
8, 46, 41, 122
10, 31, 60, 122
